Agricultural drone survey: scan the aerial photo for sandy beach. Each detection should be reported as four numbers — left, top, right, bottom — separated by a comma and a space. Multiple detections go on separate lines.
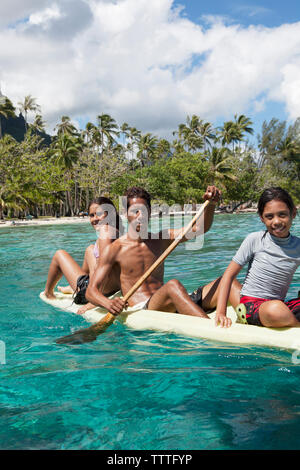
0, 216, 92, 228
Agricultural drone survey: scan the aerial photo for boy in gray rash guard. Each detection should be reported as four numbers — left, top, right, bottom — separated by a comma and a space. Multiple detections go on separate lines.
234, 230, 300, 301
233, 230, 300, 326
215, 187, 300, 328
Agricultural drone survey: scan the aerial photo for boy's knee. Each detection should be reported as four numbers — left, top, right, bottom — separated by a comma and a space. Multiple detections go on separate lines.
55, 249, 68, 260
264, 300, 284, 316
261, 300, 280, 319
56, 249, 66, 256
261, 300, 297, 326
166, 279, 184, 292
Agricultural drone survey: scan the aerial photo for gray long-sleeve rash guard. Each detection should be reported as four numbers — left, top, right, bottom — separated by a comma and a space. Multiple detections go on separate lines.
233, 231, 300, 300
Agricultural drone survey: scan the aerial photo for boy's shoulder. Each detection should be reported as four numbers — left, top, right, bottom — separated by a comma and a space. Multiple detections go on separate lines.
243, 231, 266, 242
290, 233, 300, 245
101, 236, 124, 257
291, 232, 300, 239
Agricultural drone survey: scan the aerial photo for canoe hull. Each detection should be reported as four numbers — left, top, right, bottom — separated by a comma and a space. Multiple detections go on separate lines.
39, 291, 300, 350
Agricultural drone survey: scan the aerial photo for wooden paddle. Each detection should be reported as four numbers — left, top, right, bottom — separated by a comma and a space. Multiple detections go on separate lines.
56, 199, 210, 345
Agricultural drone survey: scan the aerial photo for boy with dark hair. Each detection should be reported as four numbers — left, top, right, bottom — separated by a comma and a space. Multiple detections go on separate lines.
123, 186, 151, 210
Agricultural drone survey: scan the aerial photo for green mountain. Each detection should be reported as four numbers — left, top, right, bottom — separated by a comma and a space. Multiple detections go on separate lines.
0, 113, 52, 145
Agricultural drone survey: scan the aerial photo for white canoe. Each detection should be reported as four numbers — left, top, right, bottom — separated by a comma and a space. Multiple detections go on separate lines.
39, 291, 300, 351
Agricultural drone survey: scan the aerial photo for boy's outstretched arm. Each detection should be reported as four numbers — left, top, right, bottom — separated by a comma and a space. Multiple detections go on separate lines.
201, 185, 221, 234
166, 185, 221, 243
86, 244, 126, 315
215, 261, 242, 328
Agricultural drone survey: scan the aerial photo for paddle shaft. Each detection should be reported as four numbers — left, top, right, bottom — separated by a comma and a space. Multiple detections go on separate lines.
93, 199, 211, 330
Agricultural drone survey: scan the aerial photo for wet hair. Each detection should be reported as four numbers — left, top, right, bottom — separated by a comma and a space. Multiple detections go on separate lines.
123, 187, 151, 210
258, 187, 296, 216
88, 196, 124, 234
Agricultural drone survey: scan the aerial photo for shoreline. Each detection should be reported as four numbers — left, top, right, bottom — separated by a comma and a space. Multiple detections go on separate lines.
0, 216, 92, 228
0, 208, 258, 229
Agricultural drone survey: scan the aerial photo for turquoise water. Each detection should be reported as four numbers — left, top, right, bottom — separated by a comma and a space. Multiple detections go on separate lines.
1, 213, 300, 450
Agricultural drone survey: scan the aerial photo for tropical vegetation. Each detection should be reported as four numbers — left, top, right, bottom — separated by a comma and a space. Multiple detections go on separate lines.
0, 93, 300, 219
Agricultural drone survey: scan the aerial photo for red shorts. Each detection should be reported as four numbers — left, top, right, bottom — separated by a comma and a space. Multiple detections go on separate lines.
240, 295, 300, 326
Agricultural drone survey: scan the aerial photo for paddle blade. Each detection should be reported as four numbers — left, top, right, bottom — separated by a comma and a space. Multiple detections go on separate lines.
56, 326, 99, 345
56, 313, 116, 345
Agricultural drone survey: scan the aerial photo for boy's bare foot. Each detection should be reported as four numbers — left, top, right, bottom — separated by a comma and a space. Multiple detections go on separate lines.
44, 290, 57, 300
57, 285, 74, 294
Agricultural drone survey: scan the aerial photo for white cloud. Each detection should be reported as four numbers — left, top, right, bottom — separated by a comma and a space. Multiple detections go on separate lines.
0, 0, 51, 27
0, 0, 300, 136
233, 4, 272, 18
280, 59, 300, 120
253, 98, 266, 113
28, 4, 62, 28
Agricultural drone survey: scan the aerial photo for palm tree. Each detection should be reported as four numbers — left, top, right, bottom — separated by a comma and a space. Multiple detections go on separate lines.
82, 122, 102, 153
218, 121, 239, 150
235, 114, 254, 136
156, 138, 171, 160
278, 136, 300, 159
207, 147, 237, 184
234, 114, 254, 148
31, 114, 46, 133
187, 115, 204, 146
97, 113, 120, 154
126, 126, 141, 159
172, 138, 185, 154
174, 123, 187, 151
278, 136, 300, 178
120, 122, 130, 146
219, 115, 254, 152
51, 133, 82, 169
18, 95, 41, 130
257, 118, 287, 168
0, 96, 15, 138
199, 121, 216, 152
137, 133, 158, 167
51, 133, 83, 215
0, 189, 29, 219
54, 116, 78, 136
176, 115, 204, 152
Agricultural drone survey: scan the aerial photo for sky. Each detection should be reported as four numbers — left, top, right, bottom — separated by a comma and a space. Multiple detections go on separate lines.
0, 0, 300, 141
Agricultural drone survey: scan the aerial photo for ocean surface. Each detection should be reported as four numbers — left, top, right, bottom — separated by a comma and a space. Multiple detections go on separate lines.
1, 212, 300, 450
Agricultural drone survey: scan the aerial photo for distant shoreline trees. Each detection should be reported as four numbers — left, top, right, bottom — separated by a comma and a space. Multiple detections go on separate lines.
0, 93, 300, 219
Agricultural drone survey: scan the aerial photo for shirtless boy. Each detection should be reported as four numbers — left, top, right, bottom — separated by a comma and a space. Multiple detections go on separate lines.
86, 186, 241, 320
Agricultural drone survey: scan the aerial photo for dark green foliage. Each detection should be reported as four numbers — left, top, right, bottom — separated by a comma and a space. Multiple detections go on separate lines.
0, 97, 300, 218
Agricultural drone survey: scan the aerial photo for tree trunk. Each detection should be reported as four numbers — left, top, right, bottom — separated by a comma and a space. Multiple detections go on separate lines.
86, 189, 89, 210
74, 180, 78, 215
78, 187, 82, 212
65, 190, 74, 216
